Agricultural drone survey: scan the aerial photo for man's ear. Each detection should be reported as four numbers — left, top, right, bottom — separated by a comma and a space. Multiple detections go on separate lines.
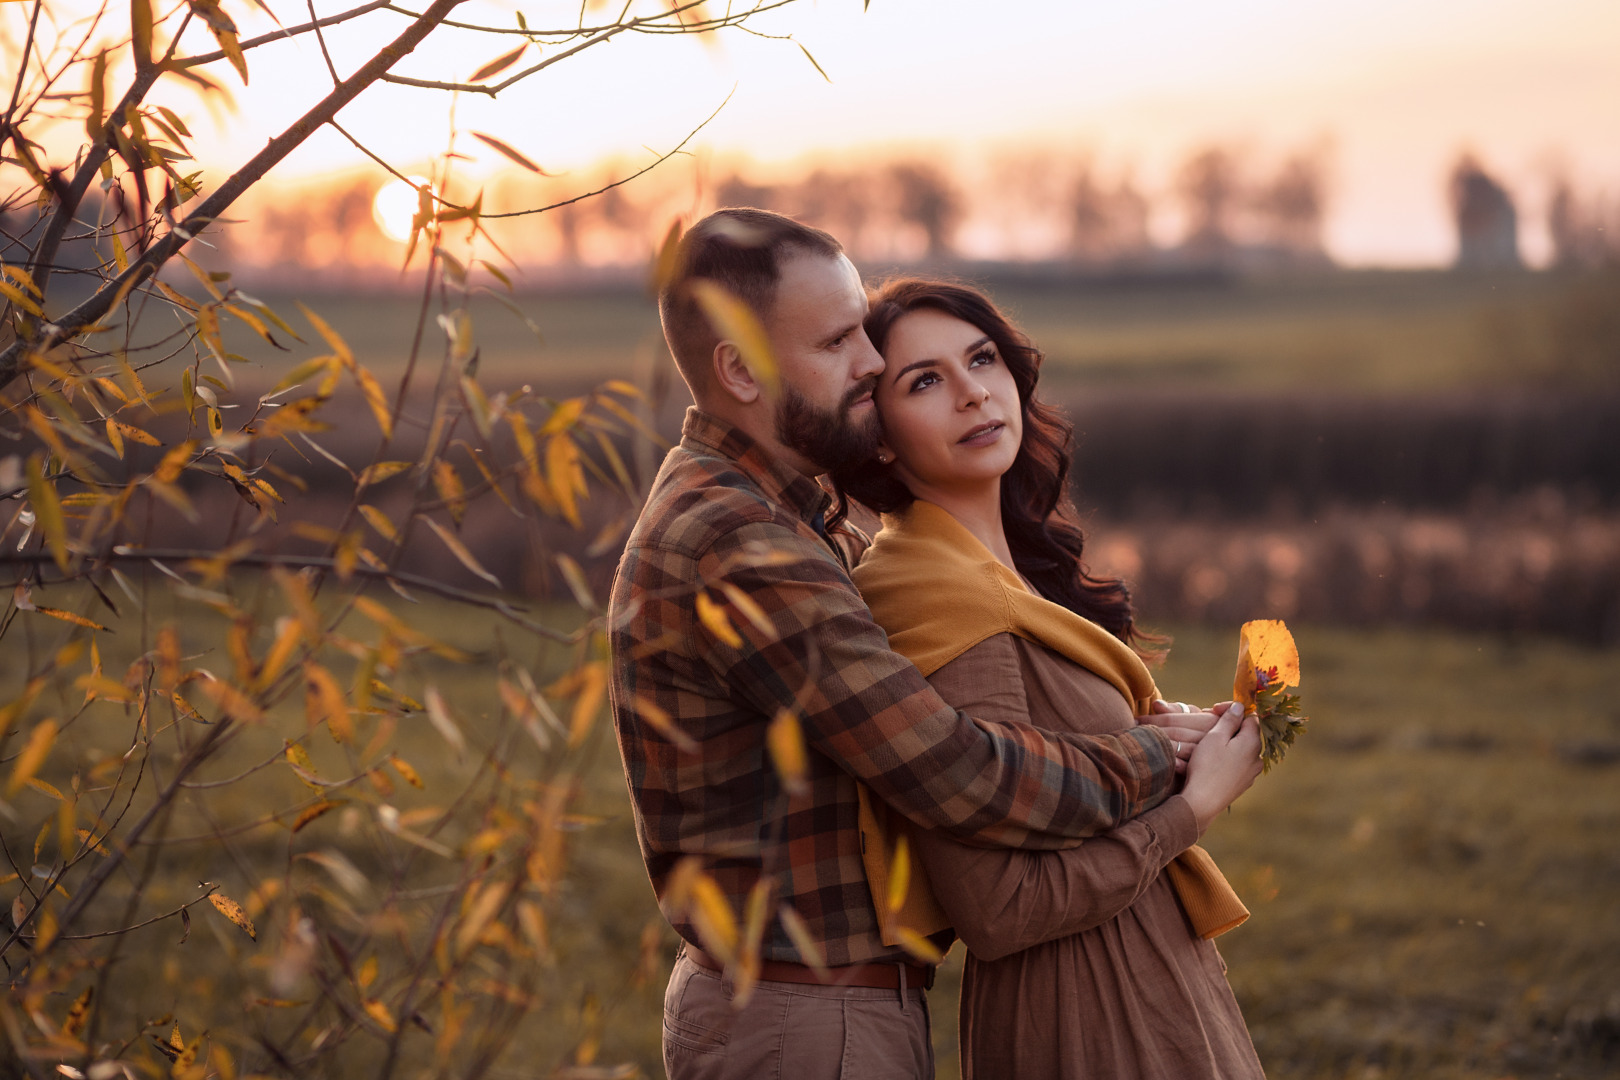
711, 341, 761, 405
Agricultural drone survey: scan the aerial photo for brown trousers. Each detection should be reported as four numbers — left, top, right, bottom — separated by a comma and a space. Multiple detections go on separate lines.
662, 951, 934, 1080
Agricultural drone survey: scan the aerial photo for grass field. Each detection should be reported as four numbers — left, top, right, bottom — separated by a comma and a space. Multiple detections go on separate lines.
6, 583, 1617, 1078
220, 268, 1612, 396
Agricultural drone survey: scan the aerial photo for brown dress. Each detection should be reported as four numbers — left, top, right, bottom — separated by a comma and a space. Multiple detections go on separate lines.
912, 632, 1265, 1080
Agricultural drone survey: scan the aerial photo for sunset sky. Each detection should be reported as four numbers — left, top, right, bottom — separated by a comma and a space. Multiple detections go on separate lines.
23, 0, 1620, 266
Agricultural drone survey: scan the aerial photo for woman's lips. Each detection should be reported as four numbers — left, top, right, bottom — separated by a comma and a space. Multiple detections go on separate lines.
958, 421, 1004, 446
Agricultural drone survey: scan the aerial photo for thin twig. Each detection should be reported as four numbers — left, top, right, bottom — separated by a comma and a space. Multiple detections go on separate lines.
175, 0, 392, 67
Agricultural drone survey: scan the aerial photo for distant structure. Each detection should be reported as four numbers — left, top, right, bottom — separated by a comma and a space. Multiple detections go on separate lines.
1450, 155, 1521, 270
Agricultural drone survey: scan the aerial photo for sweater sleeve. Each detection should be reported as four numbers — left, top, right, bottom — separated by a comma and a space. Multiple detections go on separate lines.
908, 634, 1201, 961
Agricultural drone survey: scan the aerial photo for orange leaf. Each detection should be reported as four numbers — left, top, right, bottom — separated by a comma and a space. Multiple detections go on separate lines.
207, 890, 257, 940
470, 130, 553, 174
468, 44, 526, 83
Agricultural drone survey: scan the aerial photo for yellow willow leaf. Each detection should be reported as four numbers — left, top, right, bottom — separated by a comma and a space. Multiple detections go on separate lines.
355, 955, 378, 990
433, 459, 467, 523
423, 686, 468, 755
367, 766, 394, 797
422, 517, 501, 589
468, 43, 526, 83
357, 504, 397, 542
105, 418, 125, 458
290, 799, 343, 833
688, 874, 739, 965
555, 553, 595, 610
284, 740, 323, 790
354, 366, 392, 439
567, 663, 607, 750
767, 709, 810, 797
0, 279, 43, 317
355, 460, 411, 489
6, 719, 57, 797
254, 617, 302, 693
718, 582, 775, 638
27, 777, 65, 800
388, 753, 423, 789
63, 986, 93, 1039
304, 663, 351, 743
196, 676, 264, 724
895, 926, 946, 965
885, 834, 911, 917
694, 591, 742, 649
296, 302, 353, 367
153, 440, 195, 484
25, 454, 69, 572
470, 130, 550, 174
215, 27, 248, 85
545, 434, 584, 527
688, 280, 779, 395
539, 397, 585, 437
33, 606, 110, 632
1233, 619, 1302, 708
111, 420, 161, 446
208, 891, 258, 940
776, 904, 829, 978
626, 695, 697, 753
454, 881, 507, 955
651, 217, 684, 293
508, 410, 539, 471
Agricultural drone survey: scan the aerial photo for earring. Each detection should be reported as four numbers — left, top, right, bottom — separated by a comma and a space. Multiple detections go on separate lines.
876, 453, 890, 464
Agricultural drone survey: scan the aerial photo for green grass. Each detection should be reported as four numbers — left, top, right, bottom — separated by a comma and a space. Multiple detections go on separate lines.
6, 587, 1618, 1078
220, 268, 1615, 398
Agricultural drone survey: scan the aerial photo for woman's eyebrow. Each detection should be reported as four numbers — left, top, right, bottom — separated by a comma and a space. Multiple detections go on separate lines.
890, 358, 937, 382
962, 335, 992, 355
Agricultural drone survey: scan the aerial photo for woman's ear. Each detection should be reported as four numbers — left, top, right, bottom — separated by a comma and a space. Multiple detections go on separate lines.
874, 442, 896, 466
710, 341, 760, 405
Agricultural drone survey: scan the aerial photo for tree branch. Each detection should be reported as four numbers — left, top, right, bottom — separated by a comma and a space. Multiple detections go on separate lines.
0, 0, 471, 393
174, 0, 392, 68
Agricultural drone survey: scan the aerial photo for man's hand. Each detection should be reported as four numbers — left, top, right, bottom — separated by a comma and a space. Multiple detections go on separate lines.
1139, 699, 1234, 774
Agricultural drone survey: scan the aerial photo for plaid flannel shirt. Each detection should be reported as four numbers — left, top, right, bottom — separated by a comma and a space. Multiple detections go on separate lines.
608, 409, 1175, 967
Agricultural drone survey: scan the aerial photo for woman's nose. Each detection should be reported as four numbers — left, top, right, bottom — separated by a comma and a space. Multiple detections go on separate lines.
961, 380, 991, 408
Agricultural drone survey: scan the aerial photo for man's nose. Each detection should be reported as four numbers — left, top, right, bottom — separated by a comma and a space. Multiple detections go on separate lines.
852, 331, 884, 381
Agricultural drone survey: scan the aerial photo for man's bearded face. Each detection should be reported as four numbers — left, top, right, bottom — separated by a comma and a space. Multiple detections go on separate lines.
774, 376, 882, 474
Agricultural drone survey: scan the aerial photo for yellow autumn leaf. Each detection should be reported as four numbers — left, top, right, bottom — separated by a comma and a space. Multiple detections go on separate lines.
25, 454, 68, 572
567, 662, 607, 749
718, 581, 775, 638
885, 833, 911, 917
290, 799, 343, 833
626, 694, 697, 753
1233, 619, 1301, 707
388, 752, 423, 789
470, 130, 551, 174
688, 873, 739, 965
422, 517, 501, 589
895, 926, 946, 965
355, 460, 411, 488
354, 365, 392, 438
468, 43, 526, 83
208, 890, 257, 940
776, 904, 829, 979
688, 279, 779, 395
296, 302, 353, 367
284, 740, 324, 790
62, 986, 93, 1039
545, 433, 584, 527
694, 590, 742, 649
6, 718, 57, 797
766, 709, 809, 797
357, 504, 397, 542
651, 217, 684, 292
361, 998, 396, 1032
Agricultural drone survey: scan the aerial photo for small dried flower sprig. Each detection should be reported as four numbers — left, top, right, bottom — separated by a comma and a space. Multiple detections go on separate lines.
1232, 620, 1309, 772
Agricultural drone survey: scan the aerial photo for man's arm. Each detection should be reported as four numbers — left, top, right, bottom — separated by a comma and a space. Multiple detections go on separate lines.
698, 521, 1176, 849
907, 634, 1199, 960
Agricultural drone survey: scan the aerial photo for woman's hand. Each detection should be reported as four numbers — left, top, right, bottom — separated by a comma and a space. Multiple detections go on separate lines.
1179, 702, 1264, 835
1140, 700, 1226, 774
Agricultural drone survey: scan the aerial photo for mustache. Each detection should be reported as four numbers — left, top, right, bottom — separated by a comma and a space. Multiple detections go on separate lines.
841, 376, 878, 412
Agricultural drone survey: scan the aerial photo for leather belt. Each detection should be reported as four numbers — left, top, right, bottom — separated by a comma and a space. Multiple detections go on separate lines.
683, 943, 935, 991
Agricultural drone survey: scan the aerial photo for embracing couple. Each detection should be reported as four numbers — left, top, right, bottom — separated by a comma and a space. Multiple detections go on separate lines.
607, 207, 1266, 1079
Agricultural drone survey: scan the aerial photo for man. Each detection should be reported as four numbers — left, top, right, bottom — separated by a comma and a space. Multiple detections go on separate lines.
608, 208, 1191, 1079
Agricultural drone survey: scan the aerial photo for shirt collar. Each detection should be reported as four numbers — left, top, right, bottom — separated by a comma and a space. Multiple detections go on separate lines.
681, 407, 833, 526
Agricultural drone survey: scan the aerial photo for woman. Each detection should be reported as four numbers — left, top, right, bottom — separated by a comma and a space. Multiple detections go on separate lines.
833, 279, 1266, 1079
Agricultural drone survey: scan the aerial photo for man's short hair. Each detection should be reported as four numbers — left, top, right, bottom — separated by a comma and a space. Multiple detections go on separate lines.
659, 207, 843, 395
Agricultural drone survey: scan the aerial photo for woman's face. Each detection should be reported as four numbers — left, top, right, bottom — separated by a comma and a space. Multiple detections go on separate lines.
873, 308, 1023, 499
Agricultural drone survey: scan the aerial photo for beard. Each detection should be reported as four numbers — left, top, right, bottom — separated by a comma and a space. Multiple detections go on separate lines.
774, 377, 883, 474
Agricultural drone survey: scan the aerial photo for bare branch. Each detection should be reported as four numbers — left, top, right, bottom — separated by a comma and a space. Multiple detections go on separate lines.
0, 0, 472, 392
483, 87, 732, 219
174, 0, 391, 68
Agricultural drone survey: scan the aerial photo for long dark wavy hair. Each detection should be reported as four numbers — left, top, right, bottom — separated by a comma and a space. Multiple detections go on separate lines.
831, 278, 1160, 656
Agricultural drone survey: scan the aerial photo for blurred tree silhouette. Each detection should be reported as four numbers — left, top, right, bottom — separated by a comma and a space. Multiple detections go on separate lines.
0, 1, 829, 1076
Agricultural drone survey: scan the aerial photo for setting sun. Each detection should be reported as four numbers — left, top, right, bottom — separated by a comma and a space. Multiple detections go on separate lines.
372, 177, 431, 243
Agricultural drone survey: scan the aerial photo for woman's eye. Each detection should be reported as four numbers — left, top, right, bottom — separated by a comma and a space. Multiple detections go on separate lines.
970, 349, 996, 368
908, 372, 940, 392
